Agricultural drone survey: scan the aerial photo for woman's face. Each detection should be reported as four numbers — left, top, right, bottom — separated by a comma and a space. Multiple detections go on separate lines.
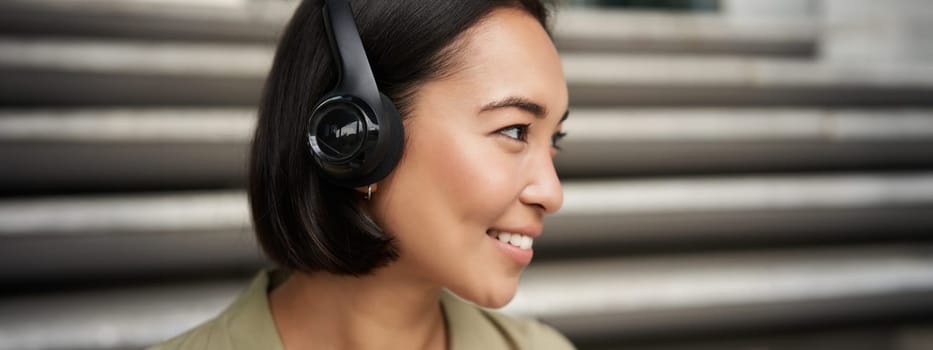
369, 8, 568, 308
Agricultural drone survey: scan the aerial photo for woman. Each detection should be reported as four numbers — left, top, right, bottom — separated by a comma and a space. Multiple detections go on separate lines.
152, 0, 570, 348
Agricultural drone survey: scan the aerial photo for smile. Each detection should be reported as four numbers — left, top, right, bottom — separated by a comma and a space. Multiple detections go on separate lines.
486, 229, 534, 250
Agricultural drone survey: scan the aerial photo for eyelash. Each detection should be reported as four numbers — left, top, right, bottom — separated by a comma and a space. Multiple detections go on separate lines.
552, 131, 567, 151
498, 124, 530, 142
497, 124, 567, 150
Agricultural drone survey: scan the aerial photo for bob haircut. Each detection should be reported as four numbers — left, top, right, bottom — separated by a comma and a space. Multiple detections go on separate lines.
249, 0, 550, 276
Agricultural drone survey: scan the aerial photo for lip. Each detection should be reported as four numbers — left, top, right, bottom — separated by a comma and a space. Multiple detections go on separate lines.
490, 226, 543, 239
486, 226, 542, 266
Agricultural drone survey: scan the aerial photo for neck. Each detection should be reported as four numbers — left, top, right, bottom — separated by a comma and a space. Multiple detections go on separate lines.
269, 265, 447, 350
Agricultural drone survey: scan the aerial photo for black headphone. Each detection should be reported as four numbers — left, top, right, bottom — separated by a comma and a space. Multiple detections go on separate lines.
307, 0, 404, 188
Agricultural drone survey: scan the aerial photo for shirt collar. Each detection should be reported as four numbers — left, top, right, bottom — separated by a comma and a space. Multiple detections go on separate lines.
219, 270, 515, 350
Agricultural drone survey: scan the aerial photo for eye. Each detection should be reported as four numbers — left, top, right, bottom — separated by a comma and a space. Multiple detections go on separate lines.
551, 131, 567, 150
497, 124, 530, 142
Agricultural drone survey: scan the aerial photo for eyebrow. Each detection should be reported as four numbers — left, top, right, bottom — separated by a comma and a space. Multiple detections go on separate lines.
480, 96, 570, 122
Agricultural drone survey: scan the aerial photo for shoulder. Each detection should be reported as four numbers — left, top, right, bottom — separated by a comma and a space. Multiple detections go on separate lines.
480, 308, 576, 350
146, 270, 285, 350
441, 291, 576, 350
146, 317, 230, 350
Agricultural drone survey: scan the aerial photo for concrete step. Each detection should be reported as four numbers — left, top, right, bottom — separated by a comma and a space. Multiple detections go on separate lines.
2, 108, 932, 192
2, 173, 932, 283
2, 244, 931, 349
2, 39, 933, 106
558, 108, 933, 176
0, 0, 294, 43
1, 2, 928, 349
544, 173, 933, 255
0, 1, 816, 56
563, 54, 933, 106
601, 324, 933, 350
553, 9, 817, 56
0, 191, 258, 285
0, 109, 253, 192
0, 39, 268, 106
509, 244, 933, 342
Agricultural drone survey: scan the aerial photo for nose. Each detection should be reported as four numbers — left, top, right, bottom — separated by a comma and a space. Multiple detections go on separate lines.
519, 152, 564, 215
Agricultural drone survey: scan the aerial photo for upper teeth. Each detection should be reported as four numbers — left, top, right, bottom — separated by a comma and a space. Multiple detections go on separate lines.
491, 230, 533, 250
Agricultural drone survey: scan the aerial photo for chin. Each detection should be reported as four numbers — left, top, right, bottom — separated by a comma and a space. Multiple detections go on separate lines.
450, 274, 520, 309
477, 292, 516, 309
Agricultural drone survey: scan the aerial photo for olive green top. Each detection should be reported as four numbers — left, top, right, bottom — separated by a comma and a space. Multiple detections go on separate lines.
148, 270, 575, 350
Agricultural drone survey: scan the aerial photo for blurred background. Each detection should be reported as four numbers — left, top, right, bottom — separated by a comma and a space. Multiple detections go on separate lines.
1, 0, 933, 349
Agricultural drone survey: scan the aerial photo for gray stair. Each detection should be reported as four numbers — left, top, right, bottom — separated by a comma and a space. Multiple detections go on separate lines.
563, 54, 933, 106
545, 173, 933, 253
0, 1, 817, 56
4, 39, 933, 106
552, 10, 817, 56
0, 39, 269, 106
0, 0, 292, 43
0, 109, 253, 191
2, 108, 932, 192
3, 173, 932, 283
510, 244, 933, 340
2, 244, 931, 350
2, 0, 932, 349
557, 108, 933, 176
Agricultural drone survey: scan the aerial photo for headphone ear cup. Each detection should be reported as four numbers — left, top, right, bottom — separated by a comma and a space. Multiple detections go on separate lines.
361, 93, 405, 185
307, 96, 369, 163
306, 93, 404, 188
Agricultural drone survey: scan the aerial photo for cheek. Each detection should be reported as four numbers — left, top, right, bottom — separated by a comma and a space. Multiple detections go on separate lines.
421, 127, 519, 224
372, 119, 521, 269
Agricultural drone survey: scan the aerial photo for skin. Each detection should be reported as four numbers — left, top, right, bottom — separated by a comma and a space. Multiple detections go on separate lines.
270, 8, 568, 350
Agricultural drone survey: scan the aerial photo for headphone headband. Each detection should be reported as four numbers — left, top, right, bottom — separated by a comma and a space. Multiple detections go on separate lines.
322, 0, 381, 106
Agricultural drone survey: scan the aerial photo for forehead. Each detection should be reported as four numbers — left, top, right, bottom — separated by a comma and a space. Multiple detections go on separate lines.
442, 8, 568, 115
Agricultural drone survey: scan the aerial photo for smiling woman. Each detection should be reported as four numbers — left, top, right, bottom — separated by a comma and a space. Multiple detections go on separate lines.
149, 0, 571, 349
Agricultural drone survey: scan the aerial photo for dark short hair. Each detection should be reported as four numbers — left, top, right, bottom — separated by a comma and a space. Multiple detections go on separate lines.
249, 0, 551, 275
